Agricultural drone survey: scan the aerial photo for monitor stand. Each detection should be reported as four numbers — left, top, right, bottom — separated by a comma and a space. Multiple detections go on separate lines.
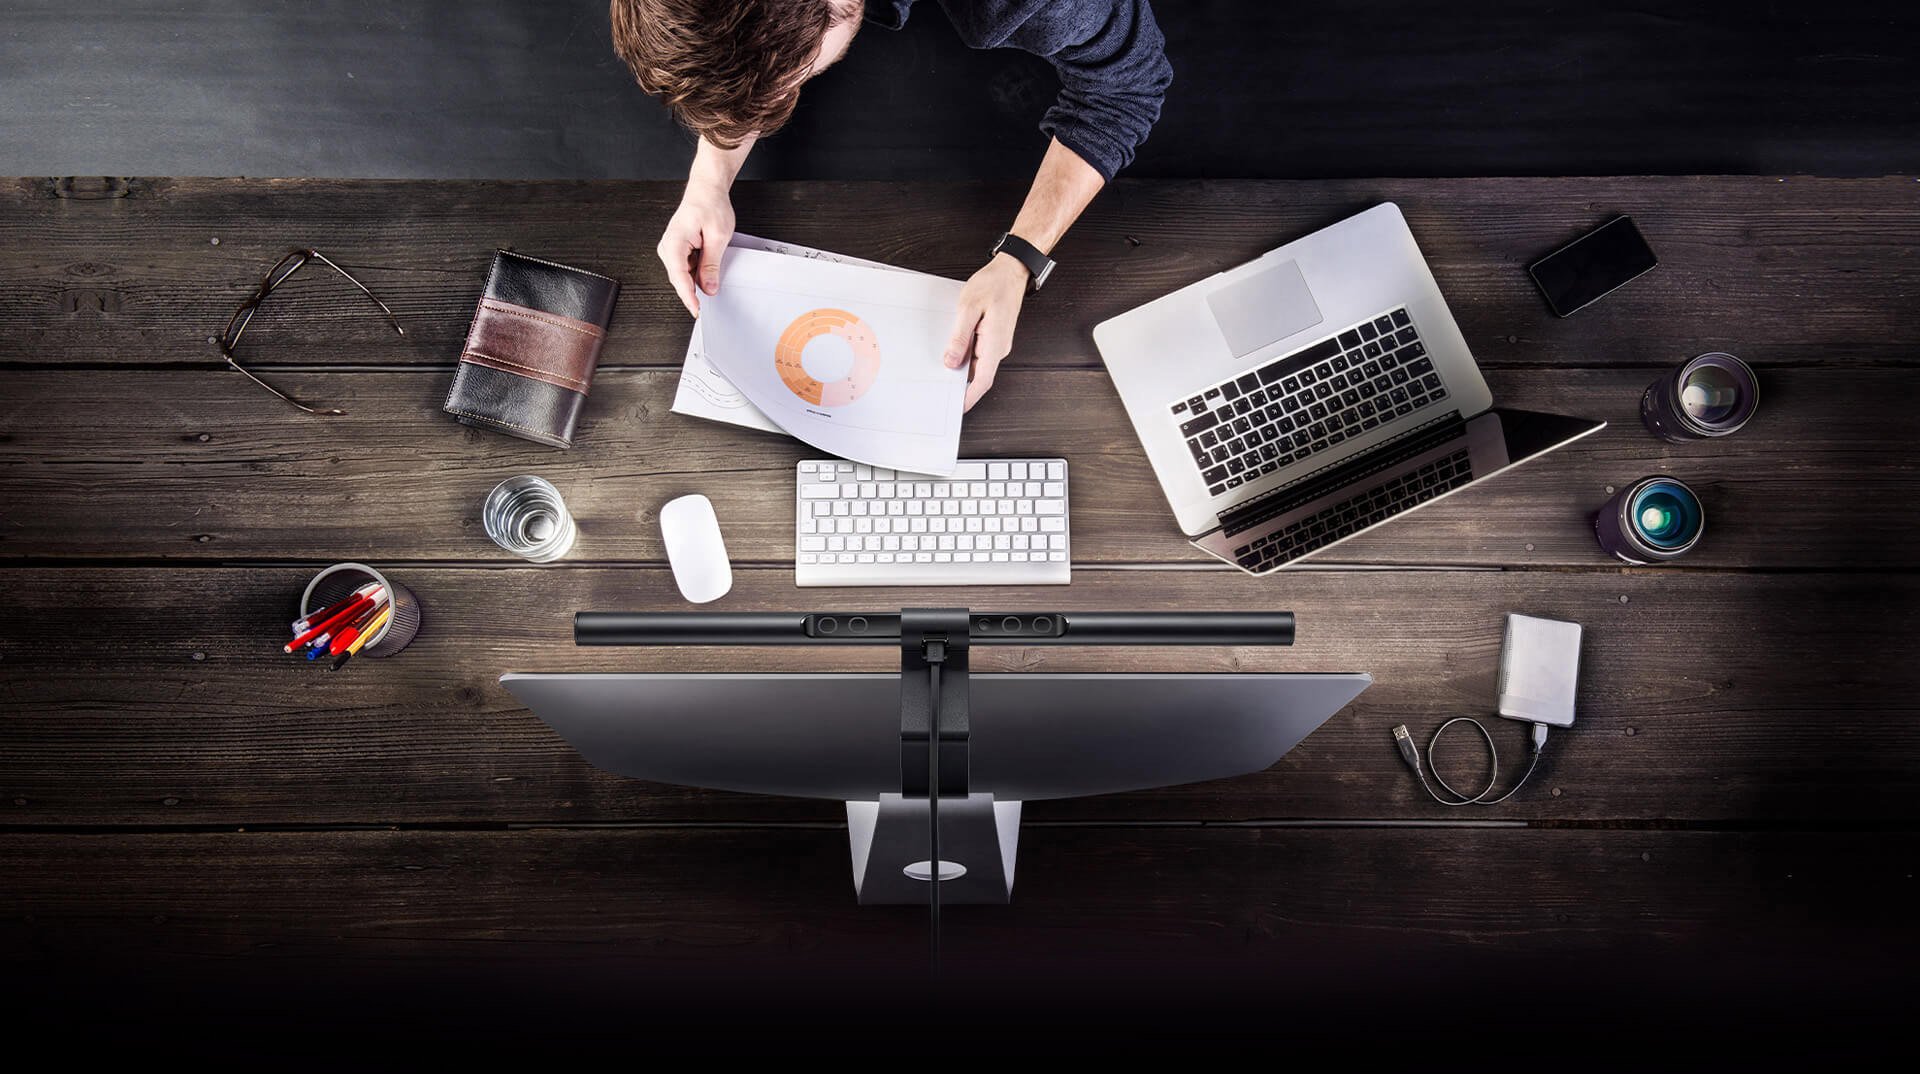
847, 794, 1020, 904
844, 608, 1016, 905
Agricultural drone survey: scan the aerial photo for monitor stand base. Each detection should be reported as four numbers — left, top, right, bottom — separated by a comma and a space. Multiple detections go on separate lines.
847, 793, 1020, 905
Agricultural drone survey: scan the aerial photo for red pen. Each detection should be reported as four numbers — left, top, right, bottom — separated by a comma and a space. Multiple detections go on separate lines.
328, 601, 386, 656
283, 592, 376, 653
291, 583, 381, 634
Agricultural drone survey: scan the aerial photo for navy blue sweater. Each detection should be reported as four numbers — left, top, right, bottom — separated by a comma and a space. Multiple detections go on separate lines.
869, 0, 1172, 181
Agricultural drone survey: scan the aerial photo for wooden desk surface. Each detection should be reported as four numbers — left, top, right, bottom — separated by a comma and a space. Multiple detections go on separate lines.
1, 176, 1915, 1043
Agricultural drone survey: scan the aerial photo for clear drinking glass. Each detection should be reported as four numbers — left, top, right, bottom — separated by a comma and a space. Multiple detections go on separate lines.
483, 476, 577, 562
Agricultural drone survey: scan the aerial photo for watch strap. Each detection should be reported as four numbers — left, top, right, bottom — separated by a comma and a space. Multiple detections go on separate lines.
994, 232, 1055, 290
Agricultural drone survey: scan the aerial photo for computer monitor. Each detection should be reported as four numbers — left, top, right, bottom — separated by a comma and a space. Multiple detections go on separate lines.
502, 667, 1370, 904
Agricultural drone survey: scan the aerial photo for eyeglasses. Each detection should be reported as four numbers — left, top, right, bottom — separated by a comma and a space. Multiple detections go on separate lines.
217, 248, 405, 415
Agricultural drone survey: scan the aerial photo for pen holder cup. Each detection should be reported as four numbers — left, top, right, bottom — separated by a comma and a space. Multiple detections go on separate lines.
301, 562, 422, 659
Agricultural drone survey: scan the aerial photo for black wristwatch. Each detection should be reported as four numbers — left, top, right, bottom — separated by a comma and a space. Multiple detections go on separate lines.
990, 232, 1056, 291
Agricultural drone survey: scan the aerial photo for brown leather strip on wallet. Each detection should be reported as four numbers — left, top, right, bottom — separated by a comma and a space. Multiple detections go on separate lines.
459, 297, 606, 393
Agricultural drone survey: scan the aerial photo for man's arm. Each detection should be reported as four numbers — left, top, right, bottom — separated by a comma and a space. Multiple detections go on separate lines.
938, 1, 1171, 410
943, 137, 1105, 411
945, 0, 1173, 183
658, 135, 756, 317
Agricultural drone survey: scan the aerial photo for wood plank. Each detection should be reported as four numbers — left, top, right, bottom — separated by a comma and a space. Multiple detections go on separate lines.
2, 827, 1911, 1003
3, 567, 1913, 826
2, 177, 1913, 369
3, 366, 1913, 569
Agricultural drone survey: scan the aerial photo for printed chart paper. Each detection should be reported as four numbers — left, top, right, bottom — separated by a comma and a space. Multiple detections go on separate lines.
671, 234, 925, 435
699, 247, 967, 475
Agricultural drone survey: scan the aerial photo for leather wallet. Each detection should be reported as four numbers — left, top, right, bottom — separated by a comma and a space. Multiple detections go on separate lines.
443, 250, 620, 449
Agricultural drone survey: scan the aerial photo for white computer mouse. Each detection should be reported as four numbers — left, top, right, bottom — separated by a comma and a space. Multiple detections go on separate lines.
659, 494, 732, 604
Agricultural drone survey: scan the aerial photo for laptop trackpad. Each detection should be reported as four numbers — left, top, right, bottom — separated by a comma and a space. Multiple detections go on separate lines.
1206, 259, 1323, 357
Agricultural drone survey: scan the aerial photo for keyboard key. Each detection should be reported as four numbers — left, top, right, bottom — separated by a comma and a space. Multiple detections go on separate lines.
1373, 316, 1394, 335
1359, 321, 1378, 341
1391, 308, 1410, 327
1180, 410, 1220, 436
1257, 337, 1340, 385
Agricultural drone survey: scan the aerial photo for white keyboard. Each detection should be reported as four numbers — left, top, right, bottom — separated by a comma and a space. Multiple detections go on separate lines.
795, 458, 1071, 587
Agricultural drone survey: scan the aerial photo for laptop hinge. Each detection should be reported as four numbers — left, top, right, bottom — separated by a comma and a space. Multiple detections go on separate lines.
1214, 412, 1468, 538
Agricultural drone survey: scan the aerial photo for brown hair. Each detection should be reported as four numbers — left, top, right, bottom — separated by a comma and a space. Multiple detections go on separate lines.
610, 1, 849, 148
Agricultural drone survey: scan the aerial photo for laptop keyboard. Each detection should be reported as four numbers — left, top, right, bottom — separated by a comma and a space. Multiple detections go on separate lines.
1171, 307, 1449, 497
1232, 447, 1473, 572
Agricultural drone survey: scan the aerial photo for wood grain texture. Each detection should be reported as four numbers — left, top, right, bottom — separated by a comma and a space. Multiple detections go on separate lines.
3, 176, 1916, 1017
3, 827, 1912, 985
3, 567, 1912, 826
2, 177, 1914, 369
3, 366, 1914, 569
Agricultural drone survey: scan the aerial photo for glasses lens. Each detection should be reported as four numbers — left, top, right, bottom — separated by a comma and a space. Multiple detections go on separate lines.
266, 250, 309, 290
1630, 481, 1702, 549
223, 301, 257, 346
1680, 365, 1744, 425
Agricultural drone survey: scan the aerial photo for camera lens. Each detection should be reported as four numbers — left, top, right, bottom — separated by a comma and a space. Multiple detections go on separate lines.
1002, 617, 1021, 633
1680, 365, 1743, 425
1641, 352, 1757, 441
1595, 476, 1704, 563
1631, 482, 1701, 549
817, 616, 837, 634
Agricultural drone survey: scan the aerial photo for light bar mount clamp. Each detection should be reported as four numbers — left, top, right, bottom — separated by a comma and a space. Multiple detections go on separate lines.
899, 607, 970, 799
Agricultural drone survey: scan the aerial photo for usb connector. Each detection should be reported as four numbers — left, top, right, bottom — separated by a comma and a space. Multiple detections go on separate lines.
1392, 724, 1421, 772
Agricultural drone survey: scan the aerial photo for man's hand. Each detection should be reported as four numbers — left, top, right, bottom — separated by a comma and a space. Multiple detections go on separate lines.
943, 253, 1030, 412
657, 178, 735, 317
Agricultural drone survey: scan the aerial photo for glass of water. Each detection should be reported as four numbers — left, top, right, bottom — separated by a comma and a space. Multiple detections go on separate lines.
483, 476, 577, 562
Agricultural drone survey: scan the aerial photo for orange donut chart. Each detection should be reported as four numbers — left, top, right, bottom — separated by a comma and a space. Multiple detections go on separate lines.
774, 307, 882, 407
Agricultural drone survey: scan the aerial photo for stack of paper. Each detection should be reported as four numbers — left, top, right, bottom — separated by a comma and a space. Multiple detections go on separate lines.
670, 235, 967, 475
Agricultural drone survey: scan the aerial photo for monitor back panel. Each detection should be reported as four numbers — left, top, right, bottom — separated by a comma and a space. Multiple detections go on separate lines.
501, 672, 1372, 801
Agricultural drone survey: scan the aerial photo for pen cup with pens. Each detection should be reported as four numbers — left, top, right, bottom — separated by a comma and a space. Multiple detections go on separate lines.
284, 562, 423, 671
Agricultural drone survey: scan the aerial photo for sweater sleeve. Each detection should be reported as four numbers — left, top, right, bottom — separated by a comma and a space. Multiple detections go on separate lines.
940, 0, 1173, 181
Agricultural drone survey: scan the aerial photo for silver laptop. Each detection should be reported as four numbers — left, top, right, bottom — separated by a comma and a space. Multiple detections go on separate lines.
1094, 202, 1604, 573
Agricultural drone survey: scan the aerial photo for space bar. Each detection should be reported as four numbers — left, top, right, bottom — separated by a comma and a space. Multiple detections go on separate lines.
1256, 336, 1342, 385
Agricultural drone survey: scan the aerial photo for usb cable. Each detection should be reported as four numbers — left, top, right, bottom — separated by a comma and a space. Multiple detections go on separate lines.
1393, 718, 1549, 806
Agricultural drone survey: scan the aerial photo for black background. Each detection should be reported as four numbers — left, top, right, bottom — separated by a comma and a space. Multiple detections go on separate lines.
3, 0, 1915, 180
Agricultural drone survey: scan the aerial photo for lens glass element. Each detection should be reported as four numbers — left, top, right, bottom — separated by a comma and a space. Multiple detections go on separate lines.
1629, 481, 1702, 549
1680, 365, 1744, 425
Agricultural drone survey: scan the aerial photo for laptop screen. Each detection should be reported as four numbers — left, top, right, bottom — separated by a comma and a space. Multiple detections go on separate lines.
1195, 409, 1605, 573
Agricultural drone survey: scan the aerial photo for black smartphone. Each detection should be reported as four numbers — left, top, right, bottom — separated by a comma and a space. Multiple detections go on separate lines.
1528, 215, 1658, 317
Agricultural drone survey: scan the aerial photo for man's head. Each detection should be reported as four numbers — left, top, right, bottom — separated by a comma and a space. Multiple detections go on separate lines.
610, 0, 863, 149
